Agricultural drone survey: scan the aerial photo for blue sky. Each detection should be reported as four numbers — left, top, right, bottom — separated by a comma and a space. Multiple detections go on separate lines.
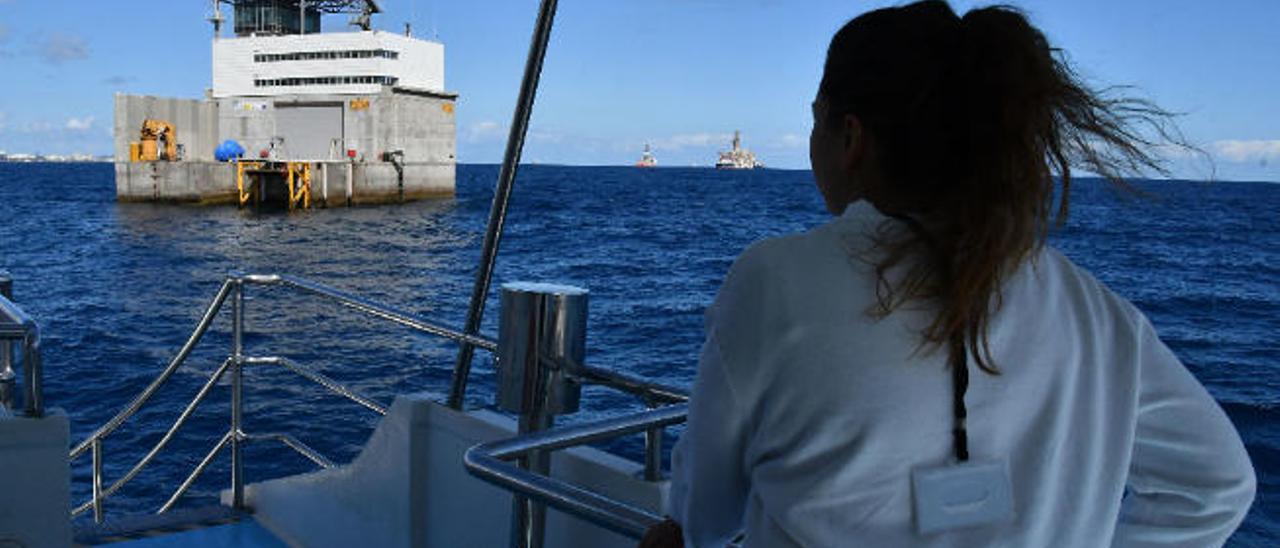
0, 0, 1276, 181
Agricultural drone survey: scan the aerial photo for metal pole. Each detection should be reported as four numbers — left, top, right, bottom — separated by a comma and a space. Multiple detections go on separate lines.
0, 338, 12, 414
321, 162, 329, 207
92, 438, 104, 523
230, 280, 245, 509
346, 161, 354, 206
0, 271, 13, 413
448, 0, 559, 410
494, 282, 587, 548
299, 0, 306, 34
513, 411, 552, 548
22, 333, 42, 418
643, 398, 663, 482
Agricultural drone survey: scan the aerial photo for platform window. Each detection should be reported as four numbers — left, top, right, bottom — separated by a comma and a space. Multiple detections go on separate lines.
254, 49, 402, 63
255, 75, 400, 88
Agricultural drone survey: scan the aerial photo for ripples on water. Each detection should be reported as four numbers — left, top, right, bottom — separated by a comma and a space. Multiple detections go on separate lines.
0, 163, 1275, 543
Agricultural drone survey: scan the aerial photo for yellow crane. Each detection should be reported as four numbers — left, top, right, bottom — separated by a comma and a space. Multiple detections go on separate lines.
130, 119, 178, 162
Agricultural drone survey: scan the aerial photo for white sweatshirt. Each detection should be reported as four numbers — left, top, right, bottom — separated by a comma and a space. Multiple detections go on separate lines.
670, 200, 1255, 547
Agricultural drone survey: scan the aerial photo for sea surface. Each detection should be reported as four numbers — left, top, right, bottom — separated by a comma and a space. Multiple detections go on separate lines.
0, 163, 1275, 544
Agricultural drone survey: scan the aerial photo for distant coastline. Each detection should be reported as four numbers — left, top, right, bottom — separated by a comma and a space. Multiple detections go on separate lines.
0, 153, 111, 163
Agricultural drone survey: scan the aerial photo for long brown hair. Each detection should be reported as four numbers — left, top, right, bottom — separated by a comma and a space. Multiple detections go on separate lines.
819, 1, 1183, 373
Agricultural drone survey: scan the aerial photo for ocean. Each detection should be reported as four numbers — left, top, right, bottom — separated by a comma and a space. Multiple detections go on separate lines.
0, 163, 1275, 544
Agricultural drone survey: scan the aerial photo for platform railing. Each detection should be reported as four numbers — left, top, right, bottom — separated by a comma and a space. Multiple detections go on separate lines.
0, 271, 43, 418
69, 272, 687, 525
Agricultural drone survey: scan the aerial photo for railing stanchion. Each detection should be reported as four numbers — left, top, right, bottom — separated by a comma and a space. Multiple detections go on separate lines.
230, 278, 245, 509
643, 397, 663, 482
0, 271, 14, 413
495, 282, 586, 548
92, 438, 104, 523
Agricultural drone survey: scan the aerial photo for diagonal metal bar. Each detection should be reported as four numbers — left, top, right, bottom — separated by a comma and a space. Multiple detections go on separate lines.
272, 275, 498, 351
449, 0, 560, 410
244, 356, 387, 415
70, 280, 234, 459
245, 432, 336, 469
72, 357, 233, 517
158, 430, 235, 514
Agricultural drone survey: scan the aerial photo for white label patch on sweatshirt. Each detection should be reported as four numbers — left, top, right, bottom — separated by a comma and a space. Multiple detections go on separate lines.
912, 459, 1015, 535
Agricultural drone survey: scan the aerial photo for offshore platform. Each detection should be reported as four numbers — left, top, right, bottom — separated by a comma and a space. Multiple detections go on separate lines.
113, 0, 457, 207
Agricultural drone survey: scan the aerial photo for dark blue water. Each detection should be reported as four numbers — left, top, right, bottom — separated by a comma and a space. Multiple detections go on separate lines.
0, 163, 1275, 544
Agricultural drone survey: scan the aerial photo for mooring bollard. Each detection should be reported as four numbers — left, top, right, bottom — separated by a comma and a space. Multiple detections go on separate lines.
495, 281, 588, 548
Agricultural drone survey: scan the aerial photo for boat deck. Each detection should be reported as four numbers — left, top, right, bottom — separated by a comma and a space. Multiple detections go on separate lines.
90, 520, 286, 547
74, 507, 286, 547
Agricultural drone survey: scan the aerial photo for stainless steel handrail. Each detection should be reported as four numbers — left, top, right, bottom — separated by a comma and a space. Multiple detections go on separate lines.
245, 432, 337, 470
70, 280, 235, 459
69, 271, 690, 526
268, 274, 498, 352
576, 365, 688, 405
159, 430, 234, 514
0, 287, 44, 417
464, 403, 688, 539
244, 356, 388, 415
71, 273, 472, 522
72, 357, 233, 517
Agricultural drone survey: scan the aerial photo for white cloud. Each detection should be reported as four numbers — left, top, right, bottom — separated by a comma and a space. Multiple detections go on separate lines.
772, 133, 806, 149
1209, 140, 1280, 164
529, 130, 564, 144
651, 132, 733, 151
465, 120, 506, 143
66, 116, 95, 131
33, 31, 90, 63
19, 121, 53, 133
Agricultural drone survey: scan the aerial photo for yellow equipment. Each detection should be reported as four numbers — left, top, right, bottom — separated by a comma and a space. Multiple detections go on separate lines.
133, 119, 178, 162
237, 161, 312, 211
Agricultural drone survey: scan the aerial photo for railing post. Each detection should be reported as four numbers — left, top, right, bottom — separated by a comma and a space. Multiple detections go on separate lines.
643, 397, 663, 482
495, 282, 587, 548
92, 438, 104, 523
0, 270, 14, 413
22, 331, 42, 418
230, 278, 245, 510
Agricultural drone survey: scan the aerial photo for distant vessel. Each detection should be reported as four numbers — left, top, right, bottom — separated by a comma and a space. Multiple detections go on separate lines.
635, 144, 657, 168
715, 130, 763, 169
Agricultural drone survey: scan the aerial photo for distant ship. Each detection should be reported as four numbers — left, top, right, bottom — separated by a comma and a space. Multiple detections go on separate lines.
635, 144, 657, 168
715, 130, 763, 169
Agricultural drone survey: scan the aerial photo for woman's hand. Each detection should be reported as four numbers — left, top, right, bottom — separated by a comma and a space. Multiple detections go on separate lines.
637, 518, 684, 548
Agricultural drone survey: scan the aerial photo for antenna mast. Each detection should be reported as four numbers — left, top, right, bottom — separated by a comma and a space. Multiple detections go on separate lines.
208, 0, 225, 39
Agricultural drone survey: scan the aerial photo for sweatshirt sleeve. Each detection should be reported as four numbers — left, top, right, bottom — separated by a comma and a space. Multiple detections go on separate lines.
1111, 316, 1256, 547
670, 329, 750, 548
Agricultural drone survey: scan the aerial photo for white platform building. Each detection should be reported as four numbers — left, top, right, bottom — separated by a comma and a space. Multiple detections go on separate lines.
114, 0, 457, 205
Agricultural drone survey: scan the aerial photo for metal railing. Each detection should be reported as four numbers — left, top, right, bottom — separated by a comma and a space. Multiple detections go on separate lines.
67, 271, 688, 527
0, 272, 43, 418
464, 404, 689, 540
69, 272, 473, 523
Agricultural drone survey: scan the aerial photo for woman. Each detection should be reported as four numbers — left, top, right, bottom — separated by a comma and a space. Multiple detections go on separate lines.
661, 1, 1256, 546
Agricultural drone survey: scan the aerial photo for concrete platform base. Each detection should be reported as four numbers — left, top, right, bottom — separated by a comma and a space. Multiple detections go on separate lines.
114, 161, 455, 206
